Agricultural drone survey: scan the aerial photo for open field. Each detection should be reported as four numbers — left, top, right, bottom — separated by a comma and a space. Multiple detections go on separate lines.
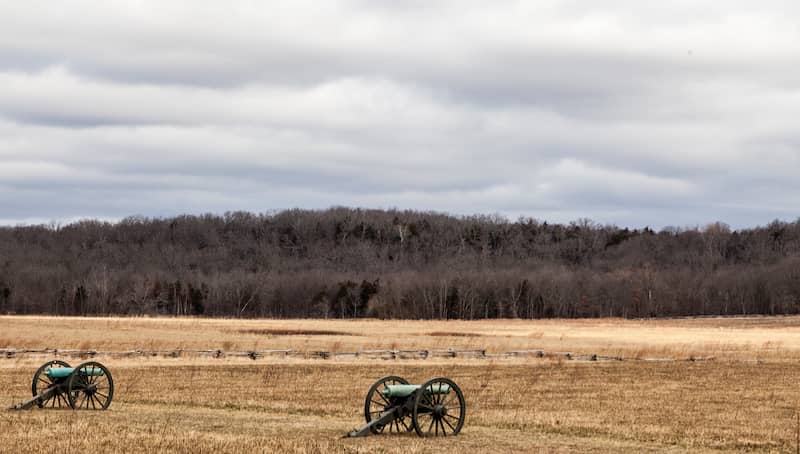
5, 315, 800, 360
3, 316, 800, 452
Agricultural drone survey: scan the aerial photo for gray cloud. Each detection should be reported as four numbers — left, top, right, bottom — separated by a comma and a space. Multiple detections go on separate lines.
1, 1, 799, 229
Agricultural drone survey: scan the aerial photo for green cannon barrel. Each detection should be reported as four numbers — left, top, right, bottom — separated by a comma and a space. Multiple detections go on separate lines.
381, 383, 451, 398
44, 367, 105, 379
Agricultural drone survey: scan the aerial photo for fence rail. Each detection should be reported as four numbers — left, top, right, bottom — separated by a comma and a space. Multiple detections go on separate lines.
0, 347, 716, 363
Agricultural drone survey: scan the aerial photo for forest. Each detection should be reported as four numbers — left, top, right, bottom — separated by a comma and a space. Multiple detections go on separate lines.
1, 207, 799, 319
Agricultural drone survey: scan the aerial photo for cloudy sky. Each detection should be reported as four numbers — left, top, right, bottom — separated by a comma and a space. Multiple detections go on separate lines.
1, 1, 799, 229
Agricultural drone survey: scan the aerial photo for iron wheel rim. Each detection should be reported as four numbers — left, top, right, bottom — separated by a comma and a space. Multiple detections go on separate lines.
32, 360, 71, 409
66, 361, 114, 410
364, 375, 413, 434
412, 377, 465, 437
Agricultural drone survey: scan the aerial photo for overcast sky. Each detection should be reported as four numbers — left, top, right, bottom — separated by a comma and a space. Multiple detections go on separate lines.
1, 1, 799, 229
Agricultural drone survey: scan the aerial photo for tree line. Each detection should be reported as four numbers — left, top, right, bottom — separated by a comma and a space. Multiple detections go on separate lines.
1, 207, 799, 319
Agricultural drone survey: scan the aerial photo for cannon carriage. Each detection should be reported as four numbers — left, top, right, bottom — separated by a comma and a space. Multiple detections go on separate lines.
345, 376, 466, 437
11, 360, 114, 410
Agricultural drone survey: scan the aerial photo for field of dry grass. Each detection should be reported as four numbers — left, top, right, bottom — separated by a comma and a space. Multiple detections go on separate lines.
3, 316, 800, 452
5, 315, 800, 360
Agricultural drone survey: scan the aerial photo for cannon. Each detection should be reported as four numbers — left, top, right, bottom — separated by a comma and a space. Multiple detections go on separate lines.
10, 360, 114, 410
345, 376, 466, 437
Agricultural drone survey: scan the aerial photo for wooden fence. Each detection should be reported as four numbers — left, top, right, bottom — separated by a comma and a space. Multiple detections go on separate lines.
0, 347, 715, 362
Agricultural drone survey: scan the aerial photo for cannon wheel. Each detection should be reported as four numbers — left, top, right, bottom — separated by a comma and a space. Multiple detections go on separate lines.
32, 360, 72, 408
412, 377, 465, 437
66, 361, 114, 410
364, 375, 413, 434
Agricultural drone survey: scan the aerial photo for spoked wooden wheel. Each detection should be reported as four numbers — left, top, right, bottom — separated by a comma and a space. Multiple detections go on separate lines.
412, 377, 465, 437
364, 375, 413, 434
66, 361, 114, 410
32, 360, 71, 408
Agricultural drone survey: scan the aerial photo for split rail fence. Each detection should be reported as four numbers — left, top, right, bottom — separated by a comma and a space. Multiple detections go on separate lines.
0, 347, 714, 362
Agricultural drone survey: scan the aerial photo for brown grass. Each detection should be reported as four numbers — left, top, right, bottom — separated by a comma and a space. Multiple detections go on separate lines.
2, 316, 800, 452
4, 315, 800, 360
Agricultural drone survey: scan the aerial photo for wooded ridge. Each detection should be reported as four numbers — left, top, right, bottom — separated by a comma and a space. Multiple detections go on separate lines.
1, 208, 799, 319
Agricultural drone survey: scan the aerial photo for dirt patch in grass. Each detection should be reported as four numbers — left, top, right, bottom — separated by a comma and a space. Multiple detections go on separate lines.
427, 331, 483, 337
238, 329, 356, 336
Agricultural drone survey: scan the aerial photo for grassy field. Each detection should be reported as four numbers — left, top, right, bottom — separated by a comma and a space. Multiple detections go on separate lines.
3, 316, 800, 452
